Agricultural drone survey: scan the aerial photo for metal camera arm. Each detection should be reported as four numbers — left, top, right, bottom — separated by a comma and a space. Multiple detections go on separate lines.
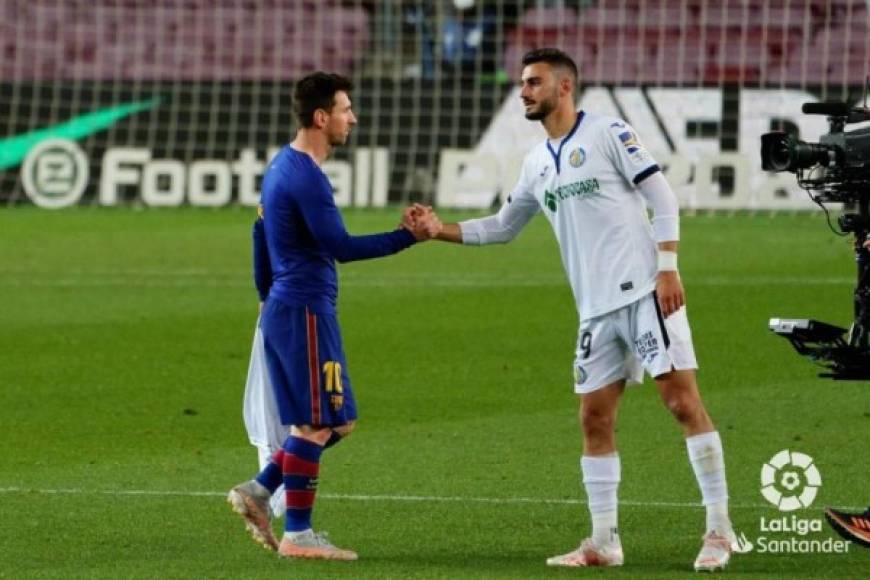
769, 196, 870, 380
848, 197, 870, 352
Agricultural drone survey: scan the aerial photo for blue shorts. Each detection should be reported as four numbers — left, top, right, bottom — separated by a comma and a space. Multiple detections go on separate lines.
260, 299, 357, 428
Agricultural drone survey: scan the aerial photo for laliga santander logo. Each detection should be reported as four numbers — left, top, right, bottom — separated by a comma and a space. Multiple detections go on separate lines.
751, 451, 852, 554
761, 450, 822, 512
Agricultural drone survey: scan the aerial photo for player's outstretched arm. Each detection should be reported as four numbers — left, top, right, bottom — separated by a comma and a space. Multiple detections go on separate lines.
299, 185, 431, 263
436, 223, 463, 243
405, 193, 537, 246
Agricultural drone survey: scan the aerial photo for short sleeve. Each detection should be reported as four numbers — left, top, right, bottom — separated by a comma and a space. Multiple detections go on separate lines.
599, 120, 660, 186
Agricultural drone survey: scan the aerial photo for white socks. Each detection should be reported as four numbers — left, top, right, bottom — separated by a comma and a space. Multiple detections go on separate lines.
285, 528, 313, 540
686, 431, 732, 535
581, 454, 621, 545
580, 433, 731, 544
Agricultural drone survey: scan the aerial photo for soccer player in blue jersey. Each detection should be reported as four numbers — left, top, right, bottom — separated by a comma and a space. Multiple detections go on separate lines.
228, 72, 441, 561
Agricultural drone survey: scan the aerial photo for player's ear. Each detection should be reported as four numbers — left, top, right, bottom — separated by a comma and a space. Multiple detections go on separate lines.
313, 108, 329, 129
559, 74, 574, 97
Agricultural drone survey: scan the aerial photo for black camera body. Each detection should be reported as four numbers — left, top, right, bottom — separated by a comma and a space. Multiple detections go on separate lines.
761, 102, 870, 203
761, 102, 870, 381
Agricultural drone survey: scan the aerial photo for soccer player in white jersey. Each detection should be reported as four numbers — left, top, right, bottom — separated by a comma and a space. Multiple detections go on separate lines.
413, 48, 737, 571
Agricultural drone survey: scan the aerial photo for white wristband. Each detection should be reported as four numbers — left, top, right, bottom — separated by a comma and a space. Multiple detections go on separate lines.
657, 251, 678, 272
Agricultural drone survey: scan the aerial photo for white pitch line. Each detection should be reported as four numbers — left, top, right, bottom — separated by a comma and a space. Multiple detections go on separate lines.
1, 486, 857, 511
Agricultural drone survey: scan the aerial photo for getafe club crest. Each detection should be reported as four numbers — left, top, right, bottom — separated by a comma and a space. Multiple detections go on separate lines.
569, 147, 586, 168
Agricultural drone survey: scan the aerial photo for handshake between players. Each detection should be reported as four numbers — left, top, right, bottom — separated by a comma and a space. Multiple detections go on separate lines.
400, 204, 442, 241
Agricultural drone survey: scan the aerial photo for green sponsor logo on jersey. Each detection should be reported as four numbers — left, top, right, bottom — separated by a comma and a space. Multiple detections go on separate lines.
543, 177, 601, 212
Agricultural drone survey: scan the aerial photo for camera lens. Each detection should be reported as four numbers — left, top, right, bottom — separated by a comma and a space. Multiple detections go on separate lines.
761, 132, 795, 171
761, 132, 832, 172
792, 142, 832, 170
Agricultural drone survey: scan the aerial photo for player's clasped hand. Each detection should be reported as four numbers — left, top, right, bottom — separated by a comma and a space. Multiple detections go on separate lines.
400, 203, 443, 240
656, 270, 685, 318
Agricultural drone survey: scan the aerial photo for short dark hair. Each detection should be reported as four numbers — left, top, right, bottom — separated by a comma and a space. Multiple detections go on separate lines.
292, 72, 353, 128
521, 48, 578, 82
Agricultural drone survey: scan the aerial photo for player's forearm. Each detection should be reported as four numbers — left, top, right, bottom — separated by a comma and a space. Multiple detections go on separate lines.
435, 223, 463, 243
455, 212, 530, 245
638, 172, 680, 243
304, 198, 416, 263
330, 229, 417, 263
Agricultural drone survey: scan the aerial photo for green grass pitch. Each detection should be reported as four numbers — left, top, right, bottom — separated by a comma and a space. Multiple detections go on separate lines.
0, 207, 867, 579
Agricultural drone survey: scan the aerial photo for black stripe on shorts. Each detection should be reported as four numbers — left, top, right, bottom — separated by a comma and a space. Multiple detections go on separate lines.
651, 291, 671, 349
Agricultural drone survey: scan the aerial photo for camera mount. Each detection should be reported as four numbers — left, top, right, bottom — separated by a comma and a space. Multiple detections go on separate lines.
764, 99, 870, 380
769, 197, 870, 380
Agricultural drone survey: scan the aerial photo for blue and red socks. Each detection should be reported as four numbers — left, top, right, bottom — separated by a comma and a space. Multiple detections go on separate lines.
281, 436, 324, 532
251, 433, 341, 529
254, 449, 285, 493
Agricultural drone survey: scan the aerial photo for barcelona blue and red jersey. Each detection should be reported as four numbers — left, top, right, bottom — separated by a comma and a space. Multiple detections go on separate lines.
257, 145, 415, 314
253, 145, 415, 426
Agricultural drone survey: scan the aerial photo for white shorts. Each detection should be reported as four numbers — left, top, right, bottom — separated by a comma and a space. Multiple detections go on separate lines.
573, 292, 698, 394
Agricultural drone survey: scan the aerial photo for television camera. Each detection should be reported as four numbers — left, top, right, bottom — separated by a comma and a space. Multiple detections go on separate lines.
761, 101, 870, 380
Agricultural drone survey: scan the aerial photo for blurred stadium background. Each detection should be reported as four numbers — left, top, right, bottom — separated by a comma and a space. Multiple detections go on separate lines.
3, 3, 870, 577
3, 0, 870, 210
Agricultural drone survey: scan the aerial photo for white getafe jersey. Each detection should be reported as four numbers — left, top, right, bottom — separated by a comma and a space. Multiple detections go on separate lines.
462, 111, 661, 320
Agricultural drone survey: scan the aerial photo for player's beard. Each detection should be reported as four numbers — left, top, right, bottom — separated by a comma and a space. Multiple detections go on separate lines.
328, 129, 349, 147
524, 92, 558, 121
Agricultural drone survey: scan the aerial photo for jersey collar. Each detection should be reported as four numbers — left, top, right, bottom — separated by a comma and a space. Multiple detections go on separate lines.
546, 110, 585, 175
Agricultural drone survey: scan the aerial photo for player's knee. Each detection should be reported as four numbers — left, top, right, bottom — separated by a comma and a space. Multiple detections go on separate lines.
580, 406, 615, 438
664, 393, 700, 425
334, 420, 356, 438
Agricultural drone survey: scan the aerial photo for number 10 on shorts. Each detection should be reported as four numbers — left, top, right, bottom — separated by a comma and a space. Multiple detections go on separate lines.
323, 361, 344, 410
